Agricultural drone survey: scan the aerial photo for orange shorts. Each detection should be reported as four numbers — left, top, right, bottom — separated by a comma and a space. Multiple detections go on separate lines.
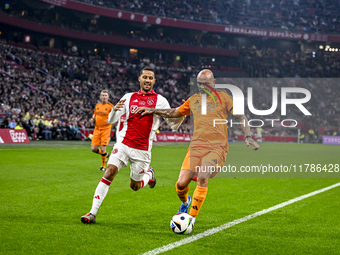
91, 127, 111, 146
181, 146, 226, 178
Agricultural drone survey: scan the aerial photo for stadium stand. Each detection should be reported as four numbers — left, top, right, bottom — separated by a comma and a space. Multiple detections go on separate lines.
0, 0, 240, 56
75, 0, 340, 33
0, 41, 196, 139
0, 0, 339, 141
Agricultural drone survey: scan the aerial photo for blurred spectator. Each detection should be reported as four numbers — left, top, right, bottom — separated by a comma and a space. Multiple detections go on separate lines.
60, 121, 76, 140
51, 121, 62, 140
38, 119, 52, 140
21, 117, 34, 138
8, 118, 17, 128
14, 120, 23, 129
71, 122, 83, 140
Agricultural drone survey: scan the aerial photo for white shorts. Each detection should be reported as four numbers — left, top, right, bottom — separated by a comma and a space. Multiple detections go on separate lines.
107, 142, 151, 181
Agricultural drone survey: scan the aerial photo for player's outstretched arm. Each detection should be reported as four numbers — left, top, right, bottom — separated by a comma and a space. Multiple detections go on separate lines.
234, 114, 260, 150
136, 107, 184, 118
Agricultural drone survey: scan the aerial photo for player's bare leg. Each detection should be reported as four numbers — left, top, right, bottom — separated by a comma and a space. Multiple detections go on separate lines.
104, 164, 119, 181
177, 169, 192, 190
130, 179, 142, 191
81, 164, 119, 224
177, 169, 192, 213
100, 145, 107, 152
130, 167, 156, 191
91, 145, 99, 153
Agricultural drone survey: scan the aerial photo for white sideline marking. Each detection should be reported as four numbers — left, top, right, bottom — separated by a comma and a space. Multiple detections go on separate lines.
141, 182, 340, 255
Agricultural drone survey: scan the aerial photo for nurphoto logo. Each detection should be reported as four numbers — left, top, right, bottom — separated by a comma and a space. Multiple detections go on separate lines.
200, 84, 312, 128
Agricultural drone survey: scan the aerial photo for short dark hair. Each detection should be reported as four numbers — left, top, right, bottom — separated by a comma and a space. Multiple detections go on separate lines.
139, 67, 155, 76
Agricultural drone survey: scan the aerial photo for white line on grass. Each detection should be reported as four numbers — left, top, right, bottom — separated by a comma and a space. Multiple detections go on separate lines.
141, 181, 340, 255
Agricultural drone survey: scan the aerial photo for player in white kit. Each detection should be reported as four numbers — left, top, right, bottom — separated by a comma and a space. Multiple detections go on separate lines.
81, 67, 184, 223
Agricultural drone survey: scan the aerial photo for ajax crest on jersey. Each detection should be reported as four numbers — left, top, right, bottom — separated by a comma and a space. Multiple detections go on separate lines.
170, 213, 194, 235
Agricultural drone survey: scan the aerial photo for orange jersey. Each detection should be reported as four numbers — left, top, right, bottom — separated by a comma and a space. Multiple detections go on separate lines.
94, 102, 113, 129
178, 90, 233, 152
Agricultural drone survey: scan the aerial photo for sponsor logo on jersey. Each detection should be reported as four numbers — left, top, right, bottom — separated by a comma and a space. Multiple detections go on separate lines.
96, 111, 108, 116
130, 105, 138, 113
139, 101, 146, 105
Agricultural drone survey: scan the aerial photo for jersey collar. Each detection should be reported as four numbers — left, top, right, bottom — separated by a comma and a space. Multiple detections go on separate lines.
137, 89, 155, 95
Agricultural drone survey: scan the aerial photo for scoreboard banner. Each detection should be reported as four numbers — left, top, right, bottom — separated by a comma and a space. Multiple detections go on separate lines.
40, 0, 67, 6
0, 129, 30, 144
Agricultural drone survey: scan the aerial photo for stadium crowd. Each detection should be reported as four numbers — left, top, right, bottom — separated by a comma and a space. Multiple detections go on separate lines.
4, 0, 340, 60
241, 46, 340, 135
0, 41, 195, 140
241, 46, 340, 78
1, 33, 340, 140
78, 0, 340, 34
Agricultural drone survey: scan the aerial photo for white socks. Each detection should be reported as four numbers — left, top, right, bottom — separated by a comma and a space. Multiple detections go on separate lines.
183, 198, 189, 205
90, 177, 111, 216
140, 171, 152, 189
89, 171, 152, 216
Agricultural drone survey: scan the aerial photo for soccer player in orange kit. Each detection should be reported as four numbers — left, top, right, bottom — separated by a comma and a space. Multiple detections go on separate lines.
91, 90, 114, 171
136, 69, 260, 227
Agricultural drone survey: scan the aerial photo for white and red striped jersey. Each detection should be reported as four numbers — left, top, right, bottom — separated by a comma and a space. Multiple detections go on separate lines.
108, 89, 170, 151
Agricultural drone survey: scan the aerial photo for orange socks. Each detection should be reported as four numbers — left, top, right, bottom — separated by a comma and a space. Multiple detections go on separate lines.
176, 182, 208, 218
96, 148, 107, 167
176, 182, 189, 203
189, 186, 208, 218
101, 154, 107, 167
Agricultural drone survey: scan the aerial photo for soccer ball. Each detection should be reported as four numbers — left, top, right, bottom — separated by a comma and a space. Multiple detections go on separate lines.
170, 213, 194, 235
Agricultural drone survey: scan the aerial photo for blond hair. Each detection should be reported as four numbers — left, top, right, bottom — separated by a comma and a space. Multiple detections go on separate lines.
100, 90, 109, 96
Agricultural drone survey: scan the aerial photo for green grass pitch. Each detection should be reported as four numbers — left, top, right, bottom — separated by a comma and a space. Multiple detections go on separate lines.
0, 141, 340, 254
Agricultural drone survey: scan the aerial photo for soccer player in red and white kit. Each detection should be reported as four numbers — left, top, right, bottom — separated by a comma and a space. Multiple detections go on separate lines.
81, 67, 183, 223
